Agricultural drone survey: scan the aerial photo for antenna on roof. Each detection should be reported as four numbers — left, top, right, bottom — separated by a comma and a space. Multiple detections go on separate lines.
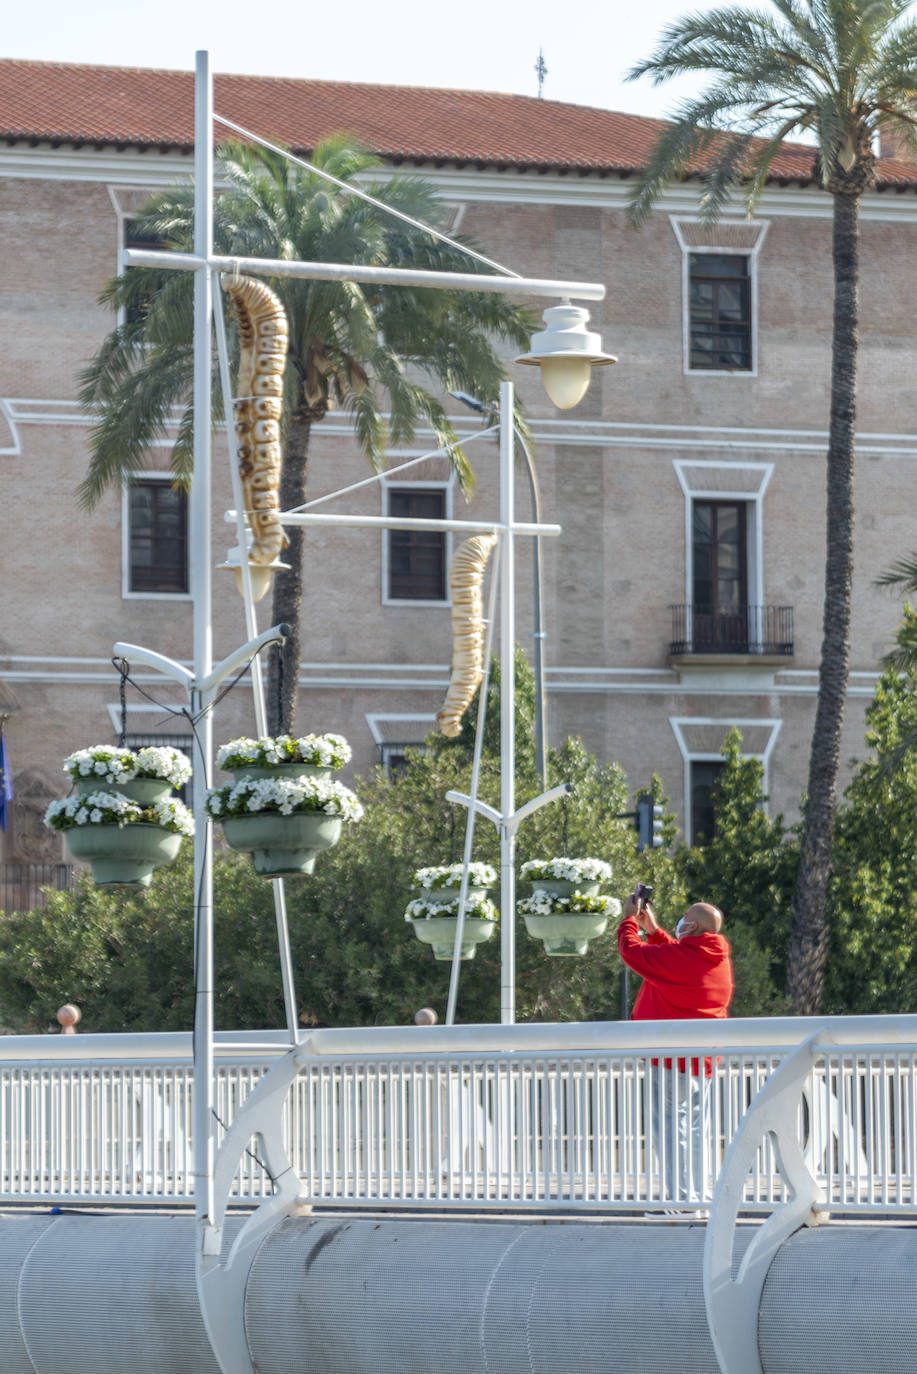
535, 48, 548, 99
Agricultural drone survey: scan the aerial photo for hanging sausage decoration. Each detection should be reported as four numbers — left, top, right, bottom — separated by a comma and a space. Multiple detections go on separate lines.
437, 533, 498, 738
222, 274, 290, 566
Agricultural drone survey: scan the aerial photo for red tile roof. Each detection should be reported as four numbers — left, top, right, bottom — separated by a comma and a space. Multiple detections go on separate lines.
1, 58, 915, 189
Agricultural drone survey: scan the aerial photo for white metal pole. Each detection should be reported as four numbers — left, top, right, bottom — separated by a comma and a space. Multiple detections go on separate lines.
499, 381, 516, 1026
191, 48, 216, 1241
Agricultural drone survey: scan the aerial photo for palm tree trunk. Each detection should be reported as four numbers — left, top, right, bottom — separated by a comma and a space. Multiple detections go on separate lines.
267, 414, 312, 736
786, 188, 859, 1015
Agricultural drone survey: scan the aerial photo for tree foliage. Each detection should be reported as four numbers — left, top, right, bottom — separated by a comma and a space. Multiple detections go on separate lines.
676, 729, 797, 1016
825, 608, 917, 1012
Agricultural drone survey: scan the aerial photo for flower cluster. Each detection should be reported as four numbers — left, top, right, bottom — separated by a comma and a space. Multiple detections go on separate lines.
134, 747, 192, 788
150, 797, 196, 837
216, 734, 351, 772
404, 895, 498, 923
413, 862, 497, 890
205, 775, 363, 823
516, 892, 621, 917
520, 857, 612, 885
44, 790, 195, 836
63, 745, 191, 788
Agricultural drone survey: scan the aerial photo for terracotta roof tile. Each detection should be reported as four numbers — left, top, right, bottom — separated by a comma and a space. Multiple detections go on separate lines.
0, 58, 915, 189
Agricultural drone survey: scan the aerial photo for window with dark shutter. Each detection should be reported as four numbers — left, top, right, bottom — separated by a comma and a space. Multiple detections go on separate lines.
129, 479, 189, 594
387, 489, 446, 601
689, 254, 752, 371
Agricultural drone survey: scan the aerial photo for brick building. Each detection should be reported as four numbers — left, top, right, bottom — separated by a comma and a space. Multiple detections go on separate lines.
1, 58, 916, 883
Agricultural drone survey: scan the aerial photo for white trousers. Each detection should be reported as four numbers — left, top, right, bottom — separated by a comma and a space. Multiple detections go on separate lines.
649, 1068, 711, 1204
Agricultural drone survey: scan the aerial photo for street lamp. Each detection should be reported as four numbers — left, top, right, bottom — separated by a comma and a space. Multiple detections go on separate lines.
217, 539, 289, 603
516, 302, 617, 408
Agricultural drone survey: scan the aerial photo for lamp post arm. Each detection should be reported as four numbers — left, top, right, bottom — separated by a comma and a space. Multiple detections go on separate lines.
112, 642, 195, 690
198, 624, 291, 698
508, 782, 573, 833
445, 791, 503, 828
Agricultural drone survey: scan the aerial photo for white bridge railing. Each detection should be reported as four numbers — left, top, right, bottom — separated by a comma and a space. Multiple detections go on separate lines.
1, 1017, 916, 1213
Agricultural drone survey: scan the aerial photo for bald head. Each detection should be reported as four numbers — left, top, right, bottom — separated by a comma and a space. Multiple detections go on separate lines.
678, 902, 724, 938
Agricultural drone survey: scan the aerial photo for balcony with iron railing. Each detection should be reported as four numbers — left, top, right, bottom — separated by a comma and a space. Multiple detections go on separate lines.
670, 604, 794, 659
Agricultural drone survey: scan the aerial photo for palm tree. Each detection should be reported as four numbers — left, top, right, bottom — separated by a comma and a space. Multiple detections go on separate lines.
80, 136, 533, 733
626, 0, 917, 1014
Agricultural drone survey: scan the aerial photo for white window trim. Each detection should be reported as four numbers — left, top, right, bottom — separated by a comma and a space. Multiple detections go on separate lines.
669, 715, 782, 846
122, 471, 192, 602
671, 218, 769, 378
381, 477, 454, 608
673, 459, 773, 637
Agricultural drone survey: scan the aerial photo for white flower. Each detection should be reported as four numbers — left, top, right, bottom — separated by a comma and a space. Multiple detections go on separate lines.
520, 857, 612, 885
413, 862, 497, 890
404, 895, 498, 923
206, 774, 363, 823
216, 732, 352, 772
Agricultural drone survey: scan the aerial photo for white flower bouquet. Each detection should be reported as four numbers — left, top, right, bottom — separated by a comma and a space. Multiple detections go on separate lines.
404, 895, 498, 923
216, 733, 352, 771
516, 891, 620, 917
413, 862, 497, 890
44, 790, 195, 836
520, 857, 612, 885
63, 745, 192, 789
205, 775, 364, 823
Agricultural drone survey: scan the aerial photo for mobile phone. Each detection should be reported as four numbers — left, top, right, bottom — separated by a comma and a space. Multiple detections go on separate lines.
634, 883, 654, 904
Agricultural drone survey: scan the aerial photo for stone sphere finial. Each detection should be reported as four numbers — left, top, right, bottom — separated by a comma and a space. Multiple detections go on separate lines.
57, 1004, 81, 1034
414, 1008, 437, 1026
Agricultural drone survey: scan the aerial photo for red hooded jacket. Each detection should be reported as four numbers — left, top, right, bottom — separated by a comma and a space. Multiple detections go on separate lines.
617, 915, 734, 1073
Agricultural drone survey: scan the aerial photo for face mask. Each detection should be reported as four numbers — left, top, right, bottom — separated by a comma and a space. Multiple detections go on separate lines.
675, 917, 691, 939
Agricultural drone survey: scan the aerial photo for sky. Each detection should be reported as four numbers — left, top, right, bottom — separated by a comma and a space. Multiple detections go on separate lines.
4, 0, 737, 119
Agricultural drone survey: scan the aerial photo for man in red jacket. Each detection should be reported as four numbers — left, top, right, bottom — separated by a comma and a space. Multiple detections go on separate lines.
617, 894, 734, 1211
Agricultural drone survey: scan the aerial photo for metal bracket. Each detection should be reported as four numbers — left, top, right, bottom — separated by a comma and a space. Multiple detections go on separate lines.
703, 1028, 828, 1374
196, 1043, 306, 1374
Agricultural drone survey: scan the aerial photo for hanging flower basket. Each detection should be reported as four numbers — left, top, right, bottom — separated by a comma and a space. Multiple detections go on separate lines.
44, 790, 194, 888
520, 857, 611, 898
206, 774, 363, 878
412, 862, 497, 906
216, 733, 351, 783
517, 892, 621, 957
65, 745, 192, 805
404, 895, 498, 961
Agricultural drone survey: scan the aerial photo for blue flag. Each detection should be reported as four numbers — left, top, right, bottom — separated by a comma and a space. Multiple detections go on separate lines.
0, 733, 12, 832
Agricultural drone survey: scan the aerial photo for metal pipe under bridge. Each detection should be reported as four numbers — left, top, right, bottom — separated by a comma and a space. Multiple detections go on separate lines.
2, 1015, 917, 1374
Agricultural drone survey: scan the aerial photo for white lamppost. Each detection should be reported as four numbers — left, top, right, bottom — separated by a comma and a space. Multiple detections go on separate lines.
118, 53, 615, 1359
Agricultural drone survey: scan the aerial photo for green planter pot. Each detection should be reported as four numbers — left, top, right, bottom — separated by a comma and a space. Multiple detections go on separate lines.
220, 811, 343, 877
74, 776, 175, 806
419, 885, 490, 907
528, 878, 601, 898
408, 916, 496, 961
229, 763, 332, 783
63, 822, 183, 889
522, 911, 609, 957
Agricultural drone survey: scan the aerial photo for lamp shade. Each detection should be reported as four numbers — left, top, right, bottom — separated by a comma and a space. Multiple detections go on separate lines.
218, 543, 290, 602
516, 303, 616, 408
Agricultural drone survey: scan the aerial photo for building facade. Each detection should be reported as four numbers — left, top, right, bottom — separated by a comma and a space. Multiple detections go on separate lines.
1, 59, 916, 879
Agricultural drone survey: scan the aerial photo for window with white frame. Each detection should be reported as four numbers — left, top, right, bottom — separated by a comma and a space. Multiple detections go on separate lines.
124, 476, 189, 597
670, 219, 769, 377
669, 717, 781, 847
673, 461, 778, 656
688, 254, 752, 371
384, 484, 450, 604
